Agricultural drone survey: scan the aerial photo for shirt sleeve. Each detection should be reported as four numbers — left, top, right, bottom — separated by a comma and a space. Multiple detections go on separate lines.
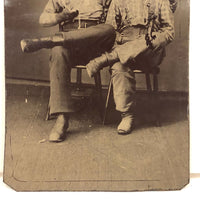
39, 0, 65, 27
42, 0, 59, 14
105, 0, 119, 29
153, 0, 175, 47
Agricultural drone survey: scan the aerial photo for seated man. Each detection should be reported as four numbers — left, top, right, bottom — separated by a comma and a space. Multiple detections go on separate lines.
85, 0, 176, 134
21, 0, 116, 142
21, 0, 176, 137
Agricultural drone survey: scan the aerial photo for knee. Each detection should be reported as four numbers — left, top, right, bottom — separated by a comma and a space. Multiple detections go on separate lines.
111, 62, 135, 84
50, 46, 71, 64
50, 46, 71, 66
49, 46, 71, 73
104, 24, 115, 35
51, 46, 66, 57
97, 24, 115, 33
103, 24, 116, 42
95, 24, 116, 42
111, 62, 127, 72
111, 62, 133, 75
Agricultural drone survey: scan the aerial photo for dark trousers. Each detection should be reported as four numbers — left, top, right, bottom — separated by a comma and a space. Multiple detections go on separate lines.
49, 24, 115, 115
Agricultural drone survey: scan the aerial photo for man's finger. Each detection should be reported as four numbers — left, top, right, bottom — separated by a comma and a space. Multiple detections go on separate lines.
55, 2, 63, 13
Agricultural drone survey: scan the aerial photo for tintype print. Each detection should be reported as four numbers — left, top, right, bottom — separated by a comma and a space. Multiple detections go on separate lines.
4, 0, 189, 191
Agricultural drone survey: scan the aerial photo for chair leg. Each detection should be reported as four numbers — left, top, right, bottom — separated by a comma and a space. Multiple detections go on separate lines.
153, 73, 161, 127
145, 72, 155, 124
153, 73, 158, 92
45, 102, 50, 121
103, 78, 112, 125
76, 68, 82, 91
145, 73, 152, 92
94, 71, 103, 121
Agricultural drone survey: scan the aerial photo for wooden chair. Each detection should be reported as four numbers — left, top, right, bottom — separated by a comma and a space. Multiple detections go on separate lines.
103, 66, 161, 126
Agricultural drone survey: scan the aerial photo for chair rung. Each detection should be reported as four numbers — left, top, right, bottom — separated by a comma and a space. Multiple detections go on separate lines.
133, 69, 143, 73
73, 65, 86, 69
133, 67, 160, 74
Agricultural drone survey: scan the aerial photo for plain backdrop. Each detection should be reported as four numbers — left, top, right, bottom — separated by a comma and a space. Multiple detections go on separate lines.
5, 0, 189, 92
0, 0, 200, 198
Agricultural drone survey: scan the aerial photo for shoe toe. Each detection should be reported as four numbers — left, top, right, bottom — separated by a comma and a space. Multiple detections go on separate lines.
49, 131, 66, 142
118, 129, 130, 135
20, 39, 29, 53
117, 116, 134, 135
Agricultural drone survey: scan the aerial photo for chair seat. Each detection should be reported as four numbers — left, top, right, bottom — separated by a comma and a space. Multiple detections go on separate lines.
74, 66, 160, 74
72, 65, 86, 69
133, 67, 160, 74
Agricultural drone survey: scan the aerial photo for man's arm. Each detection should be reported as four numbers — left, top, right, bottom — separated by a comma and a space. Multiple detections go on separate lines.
105, 0, 120, 29
39, 0, 78, 27
151, 0, 175, 50
99, 0, 112, 23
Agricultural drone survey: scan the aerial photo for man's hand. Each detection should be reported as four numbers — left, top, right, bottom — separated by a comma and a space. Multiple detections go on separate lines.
150, 32, 166, 51
116, 32, 122, 44
169, 0, 177, 13
56, 8, 79, 24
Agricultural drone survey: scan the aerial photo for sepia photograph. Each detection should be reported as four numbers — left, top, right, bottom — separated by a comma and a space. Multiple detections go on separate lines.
3, 0, 190, 191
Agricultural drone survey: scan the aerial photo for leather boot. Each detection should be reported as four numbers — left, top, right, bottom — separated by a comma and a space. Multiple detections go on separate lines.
49, 114, 69, 142
117, 112, 135, 135
86, 51, 119, 77
20, 34, 65, 53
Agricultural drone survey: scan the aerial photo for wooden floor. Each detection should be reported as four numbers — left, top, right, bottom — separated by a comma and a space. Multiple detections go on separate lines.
3, 84, 189, 191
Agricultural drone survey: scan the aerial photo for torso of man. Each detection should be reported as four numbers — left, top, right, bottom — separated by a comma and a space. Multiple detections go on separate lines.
50, 0, 103, 20
106, 0, 174, 35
